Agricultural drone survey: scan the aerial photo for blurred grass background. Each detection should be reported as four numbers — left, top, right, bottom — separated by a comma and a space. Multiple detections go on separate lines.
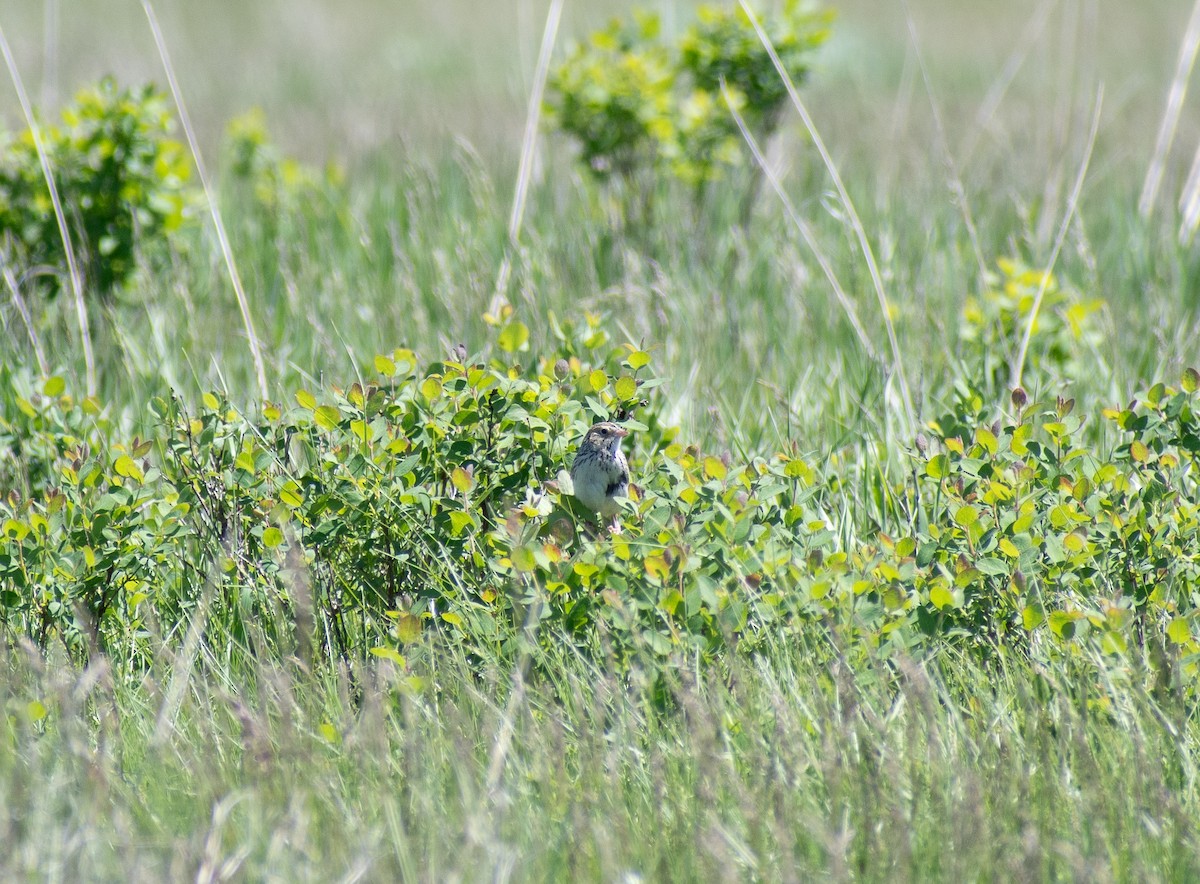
0, 0, 1190, 167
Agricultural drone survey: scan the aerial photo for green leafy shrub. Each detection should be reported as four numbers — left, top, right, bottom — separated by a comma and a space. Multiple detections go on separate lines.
544, 14, 674, 182
222, 107, 343, 212
545, 3, 832, 218
679, 1, 832, 134
0, 78, 197, 299
2, 313, 1198, 695
959, 258, 1105, 396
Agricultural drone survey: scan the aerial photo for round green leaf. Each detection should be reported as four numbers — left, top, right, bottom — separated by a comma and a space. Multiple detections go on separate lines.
497, 320, 530, 353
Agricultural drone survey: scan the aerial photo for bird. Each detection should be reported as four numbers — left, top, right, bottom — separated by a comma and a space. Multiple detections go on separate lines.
570, 421, 630, 526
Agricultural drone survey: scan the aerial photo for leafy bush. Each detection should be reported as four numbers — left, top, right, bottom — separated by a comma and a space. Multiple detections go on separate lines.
545, 3, 832, 216
959, 258, 1106, 396
222, 107, 343, 212
1, 310, 1197, 696
0, 78, 197, 299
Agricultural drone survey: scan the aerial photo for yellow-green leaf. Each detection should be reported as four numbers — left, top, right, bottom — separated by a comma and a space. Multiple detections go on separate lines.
202, 391, 220, 410
497, 320, 530, 353
929, 584, 956, 610
43, 376, 65, 397
318, 722, 342, 744
588, 369, 608, 392
420, 377, 442, 400
627, 350, 652, 370
262, 526, 284, 548
236, 449, 256, 473
615, 375, 638, 401
314, 405, 340, 430
1130, 440, 1150, 463
1168, 617, 1192, 644
440, 611, 464, 627
703, 456, 727, 481
644, 554, 670, 582
448, 511, 475, 536
296, 389, 317, 410
375, 354, 396, 375
280, 480, 303, 508
114, 455, 144, 482
1183, 367, 1200, 394
451, 467, 473, 493
370, 646, 407, 666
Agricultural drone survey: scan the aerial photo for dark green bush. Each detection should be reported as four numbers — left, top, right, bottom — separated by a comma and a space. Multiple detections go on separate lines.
0, 77, 197, 299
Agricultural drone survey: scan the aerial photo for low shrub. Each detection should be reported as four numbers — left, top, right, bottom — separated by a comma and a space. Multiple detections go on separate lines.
0, 78, 198, 299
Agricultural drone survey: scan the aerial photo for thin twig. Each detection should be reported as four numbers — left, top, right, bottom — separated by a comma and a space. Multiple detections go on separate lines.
0, 24, 96, 395
1139, 0, 1200, 219
490, 0, 564, 317
1010, 87, 1103, 392
142, 0, 270, 401
737, 0, 914, 430
721, 82, 879, 363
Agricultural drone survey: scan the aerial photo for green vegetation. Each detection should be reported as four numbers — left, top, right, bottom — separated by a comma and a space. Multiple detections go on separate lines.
0, 78, 195, 299
2, 0, 1200, 878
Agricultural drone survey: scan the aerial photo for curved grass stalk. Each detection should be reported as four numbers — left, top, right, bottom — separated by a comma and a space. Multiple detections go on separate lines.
0, 25, 96, 395
1139, 0, 1200, 220
721, 82, 879, 364
736, 0, 914, 432
490, 0, 564, 317
142, 0, 269, 402
1009, 88, 1103, 393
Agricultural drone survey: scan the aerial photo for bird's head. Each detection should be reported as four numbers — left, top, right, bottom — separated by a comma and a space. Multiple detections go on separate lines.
584, 421, 629, 454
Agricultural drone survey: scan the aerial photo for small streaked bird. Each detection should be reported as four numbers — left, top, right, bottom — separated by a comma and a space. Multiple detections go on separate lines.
570, 421, 630, 525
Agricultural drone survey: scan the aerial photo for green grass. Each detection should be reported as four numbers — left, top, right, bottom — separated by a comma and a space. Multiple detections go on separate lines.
4, 0, 1200, 879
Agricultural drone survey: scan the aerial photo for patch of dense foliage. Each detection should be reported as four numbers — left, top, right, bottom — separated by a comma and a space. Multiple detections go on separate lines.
0, 78, 196, 299
1, 300, 1196, 704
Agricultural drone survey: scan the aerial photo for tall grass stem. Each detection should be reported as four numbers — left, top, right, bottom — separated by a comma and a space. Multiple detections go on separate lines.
1010, 87, 1102, 392
142, 0, 270, 402
722, 82, 879, 364
737, 0, 914, 430
0, 24, 96, 395
491, 0, 563, 317
1139, 0, 1200, 219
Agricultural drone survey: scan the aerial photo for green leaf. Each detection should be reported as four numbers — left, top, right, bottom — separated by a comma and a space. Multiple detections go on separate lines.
615, 375, 638, 401
448, 511, 475, 537
703, 456, 727, 480
375, 354, 396, 375
1022, 605, 1045, 631
929, 584, 956, 610
1183, 367, 1199, 394
114, 455, 144, 482
1168, 617, 1192, 644
202, 391, 220, 410
262, 526, 284, 548
497, 320, 530, 353
43, 376, 66, 397
279, 480, 304, 508
296, 389, 317, 410
627, 350, 652, 370
370, 646, 406, 666
314, 405, 340, 430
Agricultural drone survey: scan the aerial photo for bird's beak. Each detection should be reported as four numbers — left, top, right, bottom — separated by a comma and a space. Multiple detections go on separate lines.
614, 426, 629, 438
